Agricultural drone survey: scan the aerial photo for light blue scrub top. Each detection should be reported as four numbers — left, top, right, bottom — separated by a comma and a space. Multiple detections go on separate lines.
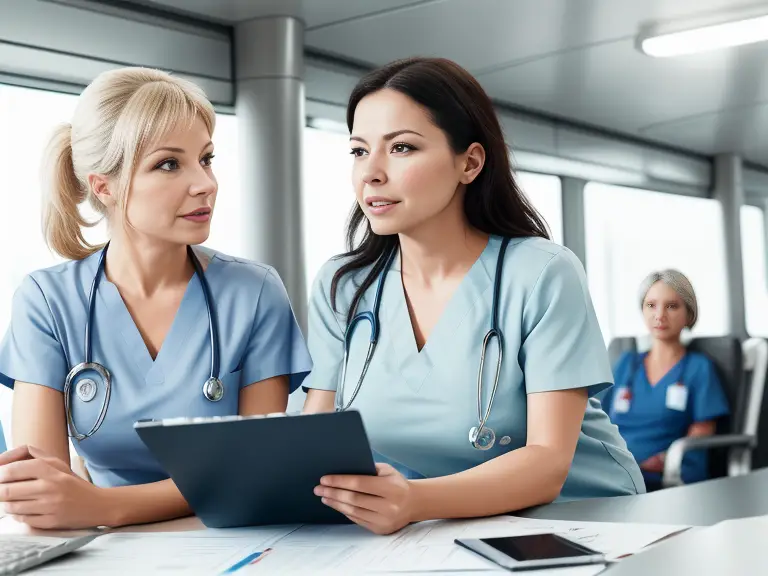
304, 236, 645, 500
0, 246, 312, 488
605, 351, 729, 485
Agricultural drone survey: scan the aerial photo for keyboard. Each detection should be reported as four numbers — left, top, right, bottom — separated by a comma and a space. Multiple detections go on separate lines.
0, 534, 99, 575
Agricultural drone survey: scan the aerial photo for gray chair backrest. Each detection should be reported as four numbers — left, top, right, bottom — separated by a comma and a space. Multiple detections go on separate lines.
744, 338, 768, 470
607, 337, 638, 368
687, 337, 744, 434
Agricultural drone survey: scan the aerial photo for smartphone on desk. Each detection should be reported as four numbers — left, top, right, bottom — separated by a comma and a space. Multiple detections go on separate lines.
455, 533, 606, 571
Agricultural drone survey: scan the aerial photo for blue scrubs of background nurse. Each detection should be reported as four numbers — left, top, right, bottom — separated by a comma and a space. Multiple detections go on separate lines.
0, 67, 311, 529
303, 57, 645, 536
603, 270, 729, 490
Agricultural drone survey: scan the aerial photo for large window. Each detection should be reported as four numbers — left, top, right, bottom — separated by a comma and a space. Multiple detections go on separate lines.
0, 84, 243, 444
585, 183, 729, 346
301, 127, 354, 296
204, 113, 243, 256
742, 205, 768, 337
0, 85, 79, 442
516, 172, 563, 245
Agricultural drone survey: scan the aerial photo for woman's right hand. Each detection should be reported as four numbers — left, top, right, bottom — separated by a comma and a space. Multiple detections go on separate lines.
0, 445, 108, 529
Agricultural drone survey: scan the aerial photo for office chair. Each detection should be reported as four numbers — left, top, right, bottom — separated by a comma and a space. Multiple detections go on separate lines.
607, 337, 638, 367
605, 336, 768, 488
664, 337, 767, 486
755, 339, 768, 471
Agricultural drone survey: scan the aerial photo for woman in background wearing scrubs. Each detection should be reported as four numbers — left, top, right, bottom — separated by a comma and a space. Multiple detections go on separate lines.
0, 67, 312, 529
303, 57, 644, 535
604, 270, 729, 491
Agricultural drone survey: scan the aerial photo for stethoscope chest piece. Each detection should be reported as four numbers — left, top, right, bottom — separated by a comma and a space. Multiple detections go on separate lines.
64, 361, 112, 441
65, 243, 223, 441
202, 377, 224, 402
469, 425, 496, 450
76, 378, 98, 402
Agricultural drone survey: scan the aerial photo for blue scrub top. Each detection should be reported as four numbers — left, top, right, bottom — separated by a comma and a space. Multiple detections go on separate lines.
604, 351, 730, 484
0, 246, 313, 487
304, 236, 645, 500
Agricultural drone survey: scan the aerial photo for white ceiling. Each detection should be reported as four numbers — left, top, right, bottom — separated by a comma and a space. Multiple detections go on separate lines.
120, 0, 768, 165
117, 0, 428, 28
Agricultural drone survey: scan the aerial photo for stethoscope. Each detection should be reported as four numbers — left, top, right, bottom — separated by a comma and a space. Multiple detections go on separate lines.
336, 237, 511, 451
63, 242, 224, 441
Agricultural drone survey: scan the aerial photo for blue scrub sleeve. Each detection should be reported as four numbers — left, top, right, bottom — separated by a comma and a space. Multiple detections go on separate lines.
0, 276, 67, 391
301, 261, 345, 393
239, 268, 312, 394
691, 358, 730, 423
519, 249, 613, 397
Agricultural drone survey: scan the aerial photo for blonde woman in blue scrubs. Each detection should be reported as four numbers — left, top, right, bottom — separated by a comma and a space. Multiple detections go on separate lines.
303, 57, 645, 535
0, 68, 312, 529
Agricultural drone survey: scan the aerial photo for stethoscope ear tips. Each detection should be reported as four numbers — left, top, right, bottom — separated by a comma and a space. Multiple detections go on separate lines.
469, 425, 496, 450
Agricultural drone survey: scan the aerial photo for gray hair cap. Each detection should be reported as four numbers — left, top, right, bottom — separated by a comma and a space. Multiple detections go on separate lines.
639, 269, 698, 328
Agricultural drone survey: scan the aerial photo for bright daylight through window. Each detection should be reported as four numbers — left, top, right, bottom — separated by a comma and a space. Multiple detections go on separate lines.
585, 183, 729, 345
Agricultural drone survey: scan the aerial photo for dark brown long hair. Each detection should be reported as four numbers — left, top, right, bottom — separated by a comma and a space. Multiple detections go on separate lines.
331, 57, 549, 322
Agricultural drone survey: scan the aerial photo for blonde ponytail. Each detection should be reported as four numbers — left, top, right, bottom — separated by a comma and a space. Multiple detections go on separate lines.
41, 123, 101, 261
39, 67, 216, 261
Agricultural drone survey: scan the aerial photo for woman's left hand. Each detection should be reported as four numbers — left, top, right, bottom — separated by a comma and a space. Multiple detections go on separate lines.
640, 452, 666, 474
315, 463, 415, 535
0, 445, 106, 530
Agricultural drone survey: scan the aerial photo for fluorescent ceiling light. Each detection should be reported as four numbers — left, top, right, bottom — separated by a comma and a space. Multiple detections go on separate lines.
639, 13, 768, 57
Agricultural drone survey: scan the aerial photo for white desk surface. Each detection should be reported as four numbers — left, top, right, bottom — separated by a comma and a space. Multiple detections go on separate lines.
0, 513, 203, 537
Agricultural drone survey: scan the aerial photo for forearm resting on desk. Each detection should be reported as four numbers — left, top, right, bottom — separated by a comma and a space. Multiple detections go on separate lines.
409, 444, 568, 522
101, 478, 192, 527
409, 389, 584, 522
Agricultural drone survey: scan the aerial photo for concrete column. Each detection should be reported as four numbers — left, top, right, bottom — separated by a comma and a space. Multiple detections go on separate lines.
235, 17, 307, 330
714, 154, 747, 338
561, 176, 588, 268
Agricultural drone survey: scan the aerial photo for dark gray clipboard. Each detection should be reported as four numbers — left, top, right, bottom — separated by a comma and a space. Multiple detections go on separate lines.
134, 410, 377, 528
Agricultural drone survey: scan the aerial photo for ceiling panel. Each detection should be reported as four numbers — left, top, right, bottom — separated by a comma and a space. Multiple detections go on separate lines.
478, 39, 768, 139
118, 0, 427, 27
305, 0, 759, 72
303, 0, 430, 29
641, 104, 768, 164
110, 0, 768, 165
128, 0, 302, 23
